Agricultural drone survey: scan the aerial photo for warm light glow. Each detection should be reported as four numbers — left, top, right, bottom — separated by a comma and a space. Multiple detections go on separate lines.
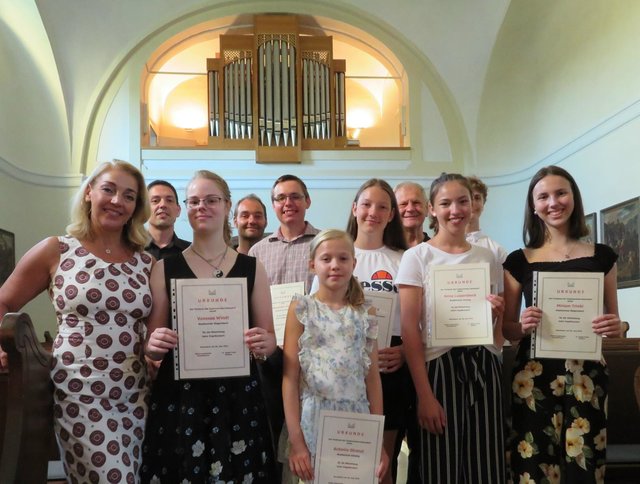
169, 103, 208, 130
347, 108, 375, 129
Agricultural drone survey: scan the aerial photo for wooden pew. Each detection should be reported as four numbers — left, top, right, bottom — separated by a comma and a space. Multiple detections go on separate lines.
0, 312, 55, 483
603, 337, 640, 482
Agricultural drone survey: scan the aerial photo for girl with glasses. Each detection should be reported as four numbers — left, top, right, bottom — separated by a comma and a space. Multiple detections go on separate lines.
140, 170, 277, 483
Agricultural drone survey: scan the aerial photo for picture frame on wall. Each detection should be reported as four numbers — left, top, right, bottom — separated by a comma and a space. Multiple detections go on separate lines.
0, 228, 15, 286
600, 197, 640, 289
582, 212, 597, 244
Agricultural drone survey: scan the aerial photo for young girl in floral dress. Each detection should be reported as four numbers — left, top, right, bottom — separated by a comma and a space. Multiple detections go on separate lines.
282, 229, 387, 481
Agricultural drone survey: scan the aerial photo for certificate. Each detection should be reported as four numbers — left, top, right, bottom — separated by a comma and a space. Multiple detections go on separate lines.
429, 263, 493, 347
270, 281, 305, 345
314, 410, 385, 484
171, 278, 250, 379
364, 291, 395, 349
531, 271, 604, 360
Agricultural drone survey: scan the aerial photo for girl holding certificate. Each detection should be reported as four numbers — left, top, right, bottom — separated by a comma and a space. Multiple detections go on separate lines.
282, 229, 387, 481
503, 166, 622, 483
345, 178, 408, 484
141, 170, 277, 483
396, 173, 506, 483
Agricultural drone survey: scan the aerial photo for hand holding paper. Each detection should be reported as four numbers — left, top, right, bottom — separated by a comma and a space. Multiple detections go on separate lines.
146, 327, 178, 361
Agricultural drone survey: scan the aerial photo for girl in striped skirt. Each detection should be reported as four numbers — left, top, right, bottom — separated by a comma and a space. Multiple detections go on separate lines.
396, 173, 506, 483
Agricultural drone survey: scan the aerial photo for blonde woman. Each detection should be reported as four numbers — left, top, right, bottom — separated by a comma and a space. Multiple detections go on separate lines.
0, 160, 152, 482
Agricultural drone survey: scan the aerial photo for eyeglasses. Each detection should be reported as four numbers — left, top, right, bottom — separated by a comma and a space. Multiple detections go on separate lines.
272, 193, 305, 203
184, 196, 224, 209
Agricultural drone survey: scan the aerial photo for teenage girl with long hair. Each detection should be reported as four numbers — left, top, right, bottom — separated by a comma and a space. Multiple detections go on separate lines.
397, 173, 506, 483
346, 178, 408, 483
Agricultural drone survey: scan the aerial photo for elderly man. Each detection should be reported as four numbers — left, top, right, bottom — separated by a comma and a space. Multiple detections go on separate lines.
233, 193, 268, 255
145, 180, 189, 259
394, 181, 430, 247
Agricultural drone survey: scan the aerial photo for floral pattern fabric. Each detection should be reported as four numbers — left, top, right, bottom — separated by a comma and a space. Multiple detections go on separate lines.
510, 354, 608, 484
295, 295, 377, 457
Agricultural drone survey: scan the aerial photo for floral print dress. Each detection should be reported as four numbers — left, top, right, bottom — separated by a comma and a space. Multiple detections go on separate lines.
504, 244, 617, 484
295, 295, 377, 458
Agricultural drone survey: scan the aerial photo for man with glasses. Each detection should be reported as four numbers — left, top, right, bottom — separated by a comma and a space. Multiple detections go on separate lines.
248, 175, 319, 482
249, 174, 319, 292
145, 180, 189, 260
232, 194, 268, 255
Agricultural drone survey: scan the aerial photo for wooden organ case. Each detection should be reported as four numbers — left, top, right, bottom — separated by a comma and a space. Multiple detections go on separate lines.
207, 15, 347, 163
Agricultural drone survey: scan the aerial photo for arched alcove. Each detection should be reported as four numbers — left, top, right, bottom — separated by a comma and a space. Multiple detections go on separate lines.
141, 14, 408, 152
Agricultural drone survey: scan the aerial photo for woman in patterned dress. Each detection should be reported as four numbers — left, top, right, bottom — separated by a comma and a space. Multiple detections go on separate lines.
503, 166, 623, 483
141, 170, 277, 483
0, 160, 153, 483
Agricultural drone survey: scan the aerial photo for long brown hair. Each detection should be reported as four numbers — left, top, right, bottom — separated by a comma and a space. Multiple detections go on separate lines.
309, 229, 365, 308
346, 179, 407, 251
523, 166, 588, 248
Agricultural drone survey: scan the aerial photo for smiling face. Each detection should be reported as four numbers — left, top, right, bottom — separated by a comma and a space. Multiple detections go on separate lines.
429, 180, 471, 237
234, 198, 267, 242
148, 184, 181, 230
395, 184, 427, 231
531, 174, 575, 232
352, 186, 394, 239
185, 177, 231, 234
272, 180, 310, 227
85, 168, 138, 232
310, 237, 356, 292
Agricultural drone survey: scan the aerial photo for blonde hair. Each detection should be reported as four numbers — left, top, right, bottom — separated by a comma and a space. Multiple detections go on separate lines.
67, 160, 150, 252
187, 170, 233, 246
310, 229, 365, 308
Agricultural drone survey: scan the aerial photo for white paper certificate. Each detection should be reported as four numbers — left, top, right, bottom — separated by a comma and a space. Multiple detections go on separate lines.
364, 291, 395, 349
531, 271, 604, 361
171, 278, 250, 379
270, 281, 305, 345
314, 410, 385, 484
429, 262, 493, 347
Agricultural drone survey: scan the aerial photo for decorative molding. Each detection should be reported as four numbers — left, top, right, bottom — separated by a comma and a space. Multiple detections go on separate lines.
482, 98, 640, 187
0, 156, 83, 188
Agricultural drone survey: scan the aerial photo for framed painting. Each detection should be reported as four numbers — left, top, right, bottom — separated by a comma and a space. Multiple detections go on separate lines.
600, 197, 640, 288
582, 212, 597, 244
0, 228, 15, 286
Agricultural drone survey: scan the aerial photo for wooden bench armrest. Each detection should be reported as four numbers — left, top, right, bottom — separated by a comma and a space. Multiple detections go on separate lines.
0, 312, 54, 483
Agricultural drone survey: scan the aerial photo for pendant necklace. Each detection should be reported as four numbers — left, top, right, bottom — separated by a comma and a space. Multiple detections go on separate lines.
190, 245, 228, 278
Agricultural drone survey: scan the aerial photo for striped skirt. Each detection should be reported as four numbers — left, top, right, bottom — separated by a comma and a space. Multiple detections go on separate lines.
413, 347, 506, 484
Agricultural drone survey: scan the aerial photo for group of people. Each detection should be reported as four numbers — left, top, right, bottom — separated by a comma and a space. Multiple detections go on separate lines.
0, 160, 625, 484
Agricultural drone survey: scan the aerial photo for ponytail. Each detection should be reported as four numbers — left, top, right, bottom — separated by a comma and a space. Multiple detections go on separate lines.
345, 275, 365, 308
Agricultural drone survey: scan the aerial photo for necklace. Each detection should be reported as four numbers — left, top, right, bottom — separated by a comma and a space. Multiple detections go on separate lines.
550, 241, 576, 259
190, 245, 228, 277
